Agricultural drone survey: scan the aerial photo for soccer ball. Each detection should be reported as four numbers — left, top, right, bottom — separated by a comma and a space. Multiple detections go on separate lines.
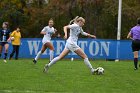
97, 67, 104, 75
10, 37, 15, 41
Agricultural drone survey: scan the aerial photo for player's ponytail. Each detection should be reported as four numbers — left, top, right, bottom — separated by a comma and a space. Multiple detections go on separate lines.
69, 16, 79, 25
73, 16, 79, 23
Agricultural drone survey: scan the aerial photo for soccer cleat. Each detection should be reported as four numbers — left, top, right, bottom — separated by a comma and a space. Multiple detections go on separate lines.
33, 59, 37, 64
43, 64, 49, 73
3, 60, 7, 63
91, 68, 98, 75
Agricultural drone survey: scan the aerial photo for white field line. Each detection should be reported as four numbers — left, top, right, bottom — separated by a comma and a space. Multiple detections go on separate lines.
0, 90, 35, 93
0, 90, 73, 93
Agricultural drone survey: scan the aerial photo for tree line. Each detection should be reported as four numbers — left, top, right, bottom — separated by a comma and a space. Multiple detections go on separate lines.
0, 0, 140, 39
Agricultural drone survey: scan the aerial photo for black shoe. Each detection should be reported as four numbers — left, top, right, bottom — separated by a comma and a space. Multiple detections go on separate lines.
33, 59, 37, 64
43, 64, 49, 73
15, 58, 18, 60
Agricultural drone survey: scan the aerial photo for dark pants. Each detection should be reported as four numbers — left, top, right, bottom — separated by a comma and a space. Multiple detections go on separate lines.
0, 42, 9, 59
10, 45, 20, 60
132, 40, 140, 52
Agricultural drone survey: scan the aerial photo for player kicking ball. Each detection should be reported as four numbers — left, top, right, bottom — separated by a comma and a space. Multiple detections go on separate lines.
33, 18, 57, 64
43, 17, 98, 75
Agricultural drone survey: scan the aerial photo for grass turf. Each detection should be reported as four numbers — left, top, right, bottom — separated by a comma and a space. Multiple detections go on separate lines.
0, 59, 140, 93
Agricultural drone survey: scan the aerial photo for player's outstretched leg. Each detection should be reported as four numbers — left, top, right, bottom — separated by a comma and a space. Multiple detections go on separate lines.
43, 56, 60, 73
43, 49, 70, 73
75, 48, 97, 74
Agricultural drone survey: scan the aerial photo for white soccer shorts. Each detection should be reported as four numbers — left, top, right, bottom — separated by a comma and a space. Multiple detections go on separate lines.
65, 42, 80, 52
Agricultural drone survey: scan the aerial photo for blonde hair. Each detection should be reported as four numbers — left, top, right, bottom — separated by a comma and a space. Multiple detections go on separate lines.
69, 16, 85, 25
76, 17, 85, 23
69, 16, 79, 25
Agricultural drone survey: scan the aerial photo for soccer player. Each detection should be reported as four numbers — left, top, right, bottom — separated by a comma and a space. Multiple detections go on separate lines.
0, 22, 11, 62
33, 18, 56, 64
44, 17, 97, 74
9, 27, 21, 60
127, 18, 140, 70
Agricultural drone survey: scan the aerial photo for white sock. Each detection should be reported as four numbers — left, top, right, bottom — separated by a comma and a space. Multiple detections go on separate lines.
84, 58, 93, 70
35, 51, 42, 61
48, 56, 60, 67
50, 50, 54, 61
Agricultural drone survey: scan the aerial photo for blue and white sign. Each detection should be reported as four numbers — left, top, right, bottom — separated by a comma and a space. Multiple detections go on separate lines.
8, 38, 133, 60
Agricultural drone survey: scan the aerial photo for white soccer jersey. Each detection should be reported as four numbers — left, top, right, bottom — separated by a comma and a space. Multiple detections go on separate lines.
67, 23, 88, 44
41, 26, 55, 44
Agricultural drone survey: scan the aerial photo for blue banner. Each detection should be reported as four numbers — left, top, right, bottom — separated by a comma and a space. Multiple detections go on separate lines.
8, 38, 133, 60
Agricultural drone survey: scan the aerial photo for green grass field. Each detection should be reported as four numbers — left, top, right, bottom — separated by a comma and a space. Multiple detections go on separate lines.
0, 59, 140, 93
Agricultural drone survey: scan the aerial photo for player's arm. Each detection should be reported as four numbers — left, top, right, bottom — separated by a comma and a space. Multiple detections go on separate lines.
63, 25, 69, 39
54, 29, 57, 32
81, 29, 96, 38
40, 27, 46, 35
52, 28, 57, 34
127, 31, 132, 39
40, 31, 46, 35
19, 32, 21, 38
63, 24, 77, 39
87, 33, 96, 38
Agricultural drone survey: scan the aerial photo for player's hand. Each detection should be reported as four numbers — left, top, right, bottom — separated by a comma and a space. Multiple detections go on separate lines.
54, 29, 57, 32
44, 32, 47, 35
40, 32, 46, 35
64, 35, 67, 39
90, 35, 96, 39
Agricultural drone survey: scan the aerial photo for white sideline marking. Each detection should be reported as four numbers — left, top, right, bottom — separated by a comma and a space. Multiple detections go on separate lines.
0, 90, 35, 93
0, 90, 73, 93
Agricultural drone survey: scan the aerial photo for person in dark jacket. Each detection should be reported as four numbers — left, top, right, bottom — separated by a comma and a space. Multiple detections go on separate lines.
0, 22, 11, 62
